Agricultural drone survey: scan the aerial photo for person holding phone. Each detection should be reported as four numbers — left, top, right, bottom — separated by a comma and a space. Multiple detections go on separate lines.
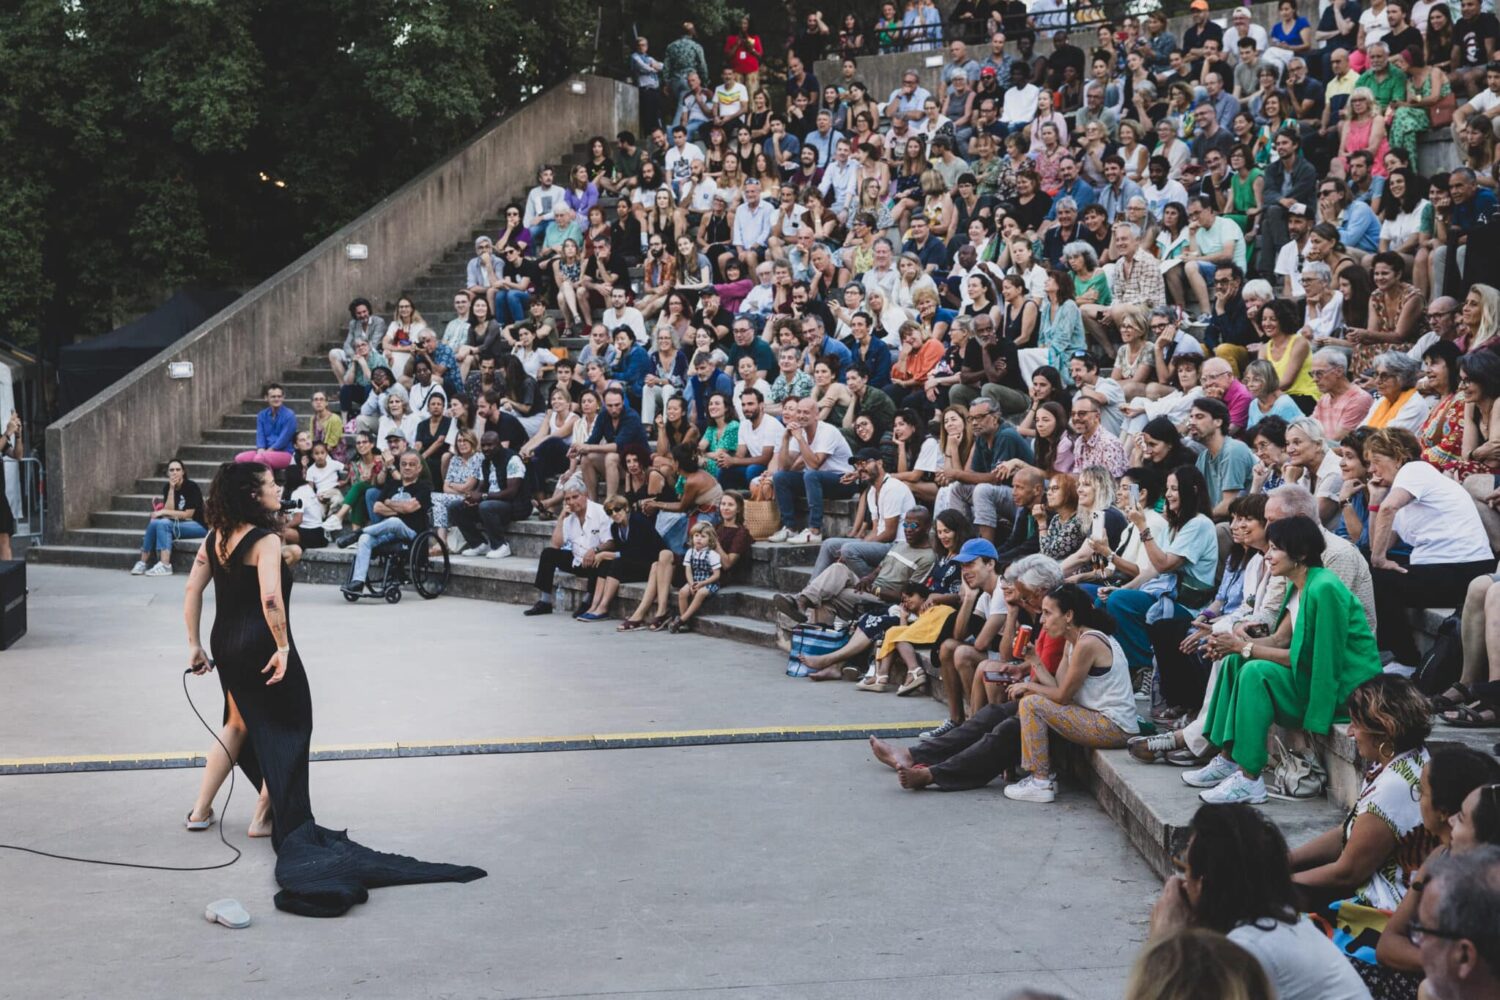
0, 411, 23, 561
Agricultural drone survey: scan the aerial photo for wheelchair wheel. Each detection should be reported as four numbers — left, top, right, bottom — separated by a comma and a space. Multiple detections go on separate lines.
343, 588, 361, 603
383, 585, 402, 604
409, 529, 451, 599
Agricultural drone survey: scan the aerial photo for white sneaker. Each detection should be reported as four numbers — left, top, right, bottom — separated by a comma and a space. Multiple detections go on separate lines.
130, 560, 149, 575
322, 514, 343, 533
1003, 775, 1058, 803
460, 543, 490, 557
767, 527, 793, 543
1198, 770, 1268, 805
1182, 753, 1239, 788
486, 543, 512, 559
790, 528, 821, 544
144, 563, 173, 577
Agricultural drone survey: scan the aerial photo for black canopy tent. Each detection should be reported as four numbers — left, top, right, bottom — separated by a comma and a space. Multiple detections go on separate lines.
57, 288, 239, 414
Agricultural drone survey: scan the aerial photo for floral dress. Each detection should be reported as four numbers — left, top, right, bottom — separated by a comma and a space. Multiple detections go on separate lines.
1040, 512, 1087, 561
1390, 70, 1450, 159
1358, 283, 1423, 374
1419, 393, 1465, 470
431, 451, 484, 529
700, 420, 739, 479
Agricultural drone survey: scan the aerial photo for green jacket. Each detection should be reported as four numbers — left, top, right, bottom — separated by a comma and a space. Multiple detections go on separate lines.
1279, 567, 1383, 736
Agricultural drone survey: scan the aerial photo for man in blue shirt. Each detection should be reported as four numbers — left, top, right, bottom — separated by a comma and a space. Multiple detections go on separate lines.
243, 383, 297, 469
841, 312, 893, 388
1434, 166, 1498, 298
727, 315, 777, 380
580, 387, 647, 497
1097, 155, 1143, 223
1045, 157, 1096, 218
902, 215, 949, 273
801, 313, 852, 375
803, 110, 843, 167
1319, 177, 1381, 254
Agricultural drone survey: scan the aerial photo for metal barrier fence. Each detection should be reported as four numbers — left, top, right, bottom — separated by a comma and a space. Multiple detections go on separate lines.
8, 456, 44, 544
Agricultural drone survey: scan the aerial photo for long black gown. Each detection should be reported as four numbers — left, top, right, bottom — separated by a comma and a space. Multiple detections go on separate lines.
206, 528, 486, 917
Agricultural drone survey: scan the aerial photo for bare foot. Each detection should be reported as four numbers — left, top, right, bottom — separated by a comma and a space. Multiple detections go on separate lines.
898, 765, 934, 790
869, 735, 914, 771
808, 665, 844, 681
247, 813, 273, 838
797, 653, 825, 672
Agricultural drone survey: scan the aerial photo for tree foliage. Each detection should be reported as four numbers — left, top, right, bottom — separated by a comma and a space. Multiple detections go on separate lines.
0, 0, 608, 358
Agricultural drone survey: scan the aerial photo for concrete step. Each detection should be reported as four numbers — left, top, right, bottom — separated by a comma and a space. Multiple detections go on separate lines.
175, 443, 250, 464
110, 493, 164, 514
49, 527, 144, 551
143, 541, 781, 650
28, 544, 142, 571
89, 510, 154, 531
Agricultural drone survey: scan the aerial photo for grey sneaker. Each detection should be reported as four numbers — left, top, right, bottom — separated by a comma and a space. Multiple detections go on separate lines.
918, 719, 958, 741
130, 560, 149, 576
144, 562, 174, 577
1127, 732, 1179, 764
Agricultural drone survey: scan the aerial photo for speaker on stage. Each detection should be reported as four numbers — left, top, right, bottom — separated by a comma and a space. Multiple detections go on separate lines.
0, 560, 27, 649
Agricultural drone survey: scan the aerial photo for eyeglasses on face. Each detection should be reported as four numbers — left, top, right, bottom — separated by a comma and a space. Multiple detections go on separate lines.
1404, 921, 1470, 946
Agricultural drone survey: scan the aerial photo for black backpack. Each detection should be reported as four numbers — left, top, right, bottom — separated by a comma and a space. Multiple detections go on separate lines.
1414, 613, 1463, 697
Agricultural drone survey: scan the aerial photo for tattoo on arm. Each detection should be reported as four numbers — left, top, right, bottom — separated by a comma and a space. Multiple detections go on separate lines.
262, 593, 289, 646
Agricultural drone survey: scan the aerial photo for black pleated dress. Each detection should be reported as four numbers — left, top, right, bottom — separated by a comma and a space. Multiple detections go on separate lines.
206, 528, 486, 916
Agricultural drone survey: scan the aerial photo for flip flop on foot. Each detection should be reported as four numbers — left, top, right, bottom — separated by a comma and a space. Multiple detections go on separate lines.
185, 809, 214, 832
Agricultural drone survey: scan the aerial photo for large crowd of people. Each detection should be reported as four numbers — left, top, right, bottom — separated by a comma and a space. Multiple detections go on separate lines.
134, 3, 1500, 996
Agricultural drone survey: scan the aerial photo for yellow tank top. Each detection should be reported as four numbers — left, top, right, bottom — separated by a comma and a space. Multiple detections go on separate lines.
1268, 335, 1320, 400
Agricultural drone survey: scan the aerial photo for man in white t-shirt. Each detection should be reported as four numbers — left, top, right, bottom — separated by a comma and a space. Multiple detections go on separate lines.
1454, 62, 1500, 139
722, 386, 783, 488
523, 481, 612, 617
523, 165, 564, 243
602, 286, 648, 345
1273, 205, 1312, 299
805, 447, 916, 579
765, 397, 856, 544
712, 67, 750, 126
663, 126, 705, 196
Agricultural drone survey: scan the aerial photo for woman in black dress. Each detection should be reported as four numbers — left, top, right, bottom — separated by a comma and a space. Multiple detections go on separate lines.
184, 462, 485, 916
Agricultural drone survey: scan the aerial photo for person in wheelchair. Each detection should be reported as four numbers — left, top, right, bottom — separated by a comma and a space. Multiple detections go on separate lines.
452, 431, 531, 559
342, 450, 433, 598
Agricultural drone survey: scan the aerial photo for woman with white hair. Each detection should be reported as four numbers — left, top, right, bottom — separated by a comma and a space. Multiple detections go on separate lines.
1298, 261, 1344, 346
1282, 417, 1345, 524
1334, 86, 1388, 181
1461, 282, 1500, 352
1065, 240, 1114, 357
1360, 351, 1432, 432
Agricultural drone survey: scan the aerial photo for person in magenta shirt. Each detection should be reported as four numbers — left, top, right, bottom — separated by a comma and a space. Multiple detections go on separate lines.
1201, 357, 1252, 434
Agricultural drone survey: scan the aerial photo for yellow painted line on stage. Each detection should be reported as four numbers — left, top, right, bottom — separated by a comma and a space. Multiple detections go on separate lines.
0, 721, 944, 775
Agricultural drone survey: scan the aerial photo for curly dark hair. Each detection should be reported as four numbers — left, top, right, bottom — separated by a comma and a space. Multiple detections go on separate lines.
205, 461, 280, 539
1184, 803, 1297, 935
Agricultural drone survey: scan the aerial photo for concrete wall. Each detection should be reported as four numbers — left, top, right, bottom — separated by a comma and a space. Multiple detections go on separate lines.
46, 74, 637, 536
814, 2, 1280, 111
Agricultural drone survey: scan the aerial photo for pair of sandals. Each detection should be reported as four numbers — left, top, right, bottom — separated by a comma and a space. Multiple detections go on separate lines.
617, 614, 693, 633
1431, 682, 1500, 728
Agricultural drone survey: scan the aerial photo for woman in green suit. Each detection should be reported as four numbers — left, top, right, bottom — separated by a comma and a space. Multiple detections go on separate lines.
1182, 515, 1382, 806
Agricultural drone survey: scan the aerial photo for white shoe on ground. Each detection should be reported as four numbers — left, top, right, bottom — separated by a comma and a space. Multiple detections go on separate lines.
486, 544, 512, 559
145, 563, 174, 577
766, 527, 793, 543
322, 515, 343, 533
130, 560, 149, 575
1198, 770, 1268, 805
1003, 775, 1057, 803
460, 544, 490, 557
1182, 753, 1238, 788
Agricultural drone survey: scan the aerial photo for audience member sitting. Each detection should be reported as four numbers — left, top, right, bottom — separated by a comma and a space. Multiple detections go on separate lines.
1364, 427, 1494, 668
522, 481, 612, 617
1409, 845, 1500, 1000
1187, 517, 1382, 805
762, 396, 855, 545
569, 494, 670, 623
1371, 746, 1500, 993
1288, 677, 1435, 990
804, 448, 914, 581
1002, 583, 1139, 804
236, 383, 297, 469
451, 432, 528, 560
1105, 464, 1221, 672
132, 459, 207, 577
1146, 803, 1375, 1000
1361, 351, 1432, 431
1122, 928, 1274, 1000
775, 505, 932, 632
340, 450, 432, 599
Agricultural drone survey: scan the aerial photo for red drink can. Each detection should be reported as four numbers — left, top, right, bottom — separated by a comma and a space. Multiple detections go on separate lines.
1012, 623, 1033, 660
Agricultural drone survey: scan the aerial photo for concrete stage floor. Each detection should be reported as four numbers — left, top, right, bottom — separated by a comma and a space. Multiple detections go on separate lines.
1, 567, 1154, 999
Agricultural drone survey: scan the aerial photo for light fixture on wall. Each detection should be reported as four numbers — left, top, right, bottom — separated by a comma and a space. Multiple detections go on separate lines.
345, 243, 369, 261
167, 362, 194, 379
923, 55, 943, 68
569, 80, 587, 95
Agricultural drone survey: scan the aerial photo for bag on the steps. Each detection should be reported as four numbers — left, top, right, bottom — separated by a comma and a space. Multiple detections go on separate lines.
1265, 736, 1327, 801
744, 498, 781, 540
1413, 612, 1463, 697
786, 623, 850, 677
